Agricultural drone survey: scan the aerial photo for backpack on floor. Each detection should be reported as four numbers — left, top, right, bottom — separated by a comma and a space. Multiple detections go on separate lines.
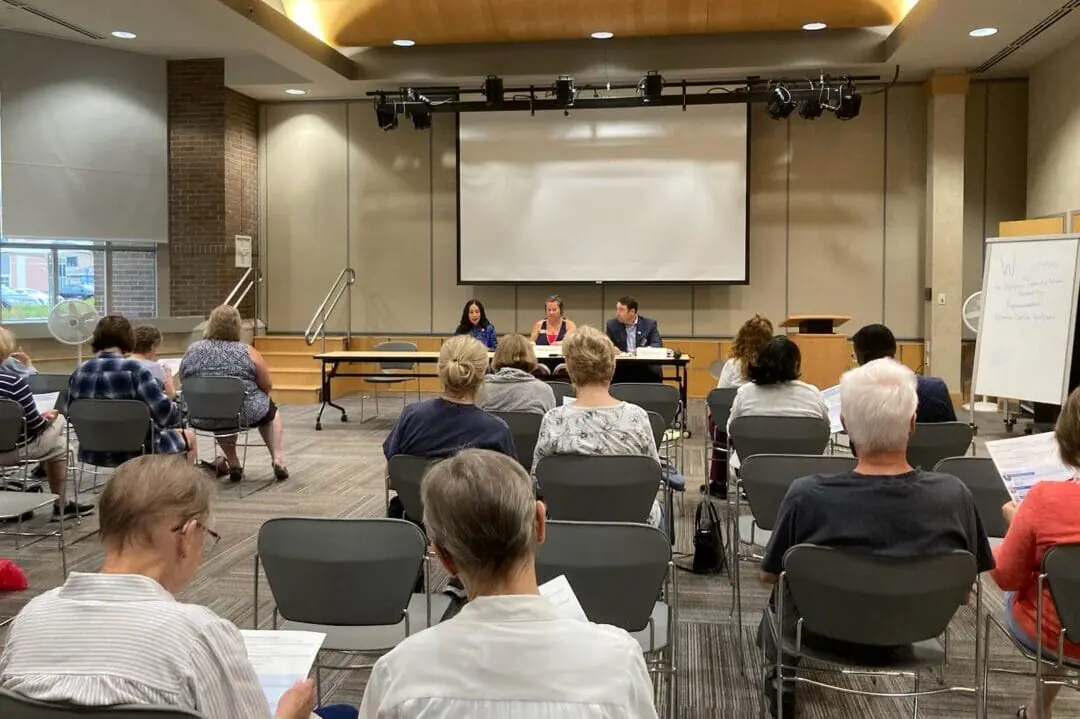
690, 495, 727, 575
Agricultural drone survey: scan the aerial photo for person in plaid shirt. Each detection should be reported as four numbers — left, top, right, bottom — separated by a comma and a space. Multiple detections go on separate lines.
68, 315, 194, 467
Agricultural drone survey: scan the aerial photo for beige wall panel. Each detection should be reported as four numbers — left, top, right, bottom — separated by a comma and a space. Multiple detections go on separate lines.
787, 92, 886, 334
347, 102, 433, 333
693, 110, 788, 335
1028, 40, 1080, 218
599, 285, 693, 336
883, 85, 927, 339
984, 82, 1029, 242
961, 83, 987, 340
515, 285, 603, 334
264, 103, 349, 332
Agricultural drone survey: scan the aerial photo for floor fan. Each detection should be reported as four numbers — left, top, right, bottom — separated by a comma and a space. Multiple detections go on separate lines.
47, 299, 101, 363
961, 291, 998, 414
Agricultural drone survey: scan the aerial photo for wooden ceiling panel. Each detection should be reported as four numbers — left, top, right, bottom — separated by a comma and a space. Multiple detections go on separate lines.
705, 0, 898, 32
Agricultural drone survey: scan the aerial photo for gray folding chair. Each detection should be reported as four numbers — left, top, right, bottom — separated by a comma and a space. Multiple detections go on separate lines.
907, 422, 974, 472
27, 372, 71, 414
386, 454, 431, 520
362, 341, 420, 422
982, 543, 1080, 718
535, 455, 661, 524
646, 411, 682, 533
708, 358, 727, 381
548, 381, 576, 406
255, 517, 447, 703
611, 382, 683, 464
66, 399, 153, 493
0, 689, 200, 717
536, 521, 677, 718
706, 387, 738, 489
489, 411, 543, 470
0, 397, 36, 491
934, 456, 1012, 539
182, 376, 267, 497
766, 545, 979, 719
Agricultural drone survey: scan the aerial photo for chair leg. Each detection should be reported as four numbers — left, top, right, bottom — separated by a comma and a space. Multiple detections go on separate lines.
375, 386, 380, 414
912, 672, 920, 719
315, 661, 323, 706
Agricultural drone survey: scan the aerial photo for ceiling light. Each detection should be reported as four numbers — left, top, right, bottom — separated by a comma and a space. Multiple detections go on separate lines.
285, 88, 307, 96
767, 86, 795, 120
640, 71, 664, 104
834, 82, 862, 120
591, 31, 614, 39
111, 30, 137, 39
392, 39, 416, 47
802, 22, 827, 31
554, 76, 575, 110
798, 99, 824, 120
483, 75, 504, 104
969, 27, 999, 38
411, 107, 432, 131
374, 94, 398, 131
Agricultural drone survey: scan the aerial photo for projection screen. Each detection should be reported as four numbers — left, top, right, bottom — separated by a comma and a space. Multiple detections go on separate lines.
457, 103, 749, 283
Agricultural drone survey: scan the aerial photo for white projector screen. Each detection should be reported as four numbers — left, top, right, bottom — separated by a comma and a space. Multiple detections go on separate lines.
457, 104, 749, 283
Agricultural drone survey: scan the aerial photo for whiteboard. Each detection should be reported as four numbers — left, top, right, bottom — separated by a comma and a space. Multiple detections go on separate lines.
973, 235, 1080, 405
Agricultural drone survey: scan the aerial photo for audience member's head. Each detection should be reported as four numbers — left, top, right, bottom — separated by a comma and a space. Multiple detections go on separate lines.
840, 358, 917, 456
99, 455, 217, 594
91, 315, 135, 354
731, 314, 774, 376
852, 323, 898, 365
205, 304, 242, 343
0, 326, 16, 362
748, 336, 801, 386
439, 335, 489, 401
615, 296, 639, 325
422, 449, 544, 597
492, 334, 538, 374
133, 325, 163, 358
1056, 387, 1080, 470
563, 325, 617, 388
545, 294, 564, 322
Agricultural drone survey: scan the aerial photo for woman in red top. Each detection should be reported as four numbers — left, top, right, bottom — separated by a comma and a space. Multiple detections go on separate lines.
992, 386, 1080, 719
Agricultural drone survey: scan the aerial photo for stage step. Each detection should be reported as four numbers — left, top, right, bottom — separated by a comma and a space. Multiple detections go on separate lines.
270, 384, 321, 405
253, 335, 346, 353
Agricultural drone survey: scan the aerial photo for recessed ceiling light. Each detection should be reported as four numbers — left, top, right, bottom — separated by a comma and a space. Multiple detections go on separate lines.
802, 22, 828, 31
111, 30, 137, 39
969, 27, 999, 38
392, 39, 416, 47
591, 31, 614, 39
285, 88, 307, 96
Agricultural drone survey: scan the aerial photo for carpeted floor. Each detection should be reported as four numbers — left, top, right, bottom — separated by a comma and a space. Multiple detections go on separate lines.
0, 395, 1073, 718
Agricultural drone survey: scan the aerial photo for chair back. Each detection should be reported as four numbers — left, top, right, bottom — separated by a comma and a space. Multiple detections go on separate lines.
933, 456, 1012, 538
548, 381, 576, 406
387, 454, 432, 521
708, 358, 727, 381
610, 383, 680, 428
0, 688, 200, 717
907, 422, 973, 471
728, 415, 830, 460
782, 545, 975, 646
1043, 544, 1080, 643
536, 521, 670, 632
740, 454, 857, 531
258, 517, 426, 626
374, 341, 418, 372
488, 411, 543, 469
0, 398, 25, 453
706, 387, 738, 429
535, 455, 660, 523
180, 376, 245, 424
27, 373, 70, 413
67, 400, 152, 454
646, 411, 665, 450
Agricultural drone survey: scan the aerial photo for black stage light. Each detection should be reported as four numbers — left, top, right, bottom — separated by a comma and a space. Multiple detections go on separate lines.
483, 75, 504, 104
798, 98, 824, 120
374, 94, 397, 131
766, 85, 795, 120
554, 75, 575, 108
834, 82, 862, 120
411, 107, 431, 130
641, 71, 664, 103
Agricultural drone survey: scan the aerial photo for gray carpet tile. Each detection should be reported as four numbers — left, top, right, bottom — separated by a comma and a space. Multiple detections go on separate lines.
0, 396, 1074, 718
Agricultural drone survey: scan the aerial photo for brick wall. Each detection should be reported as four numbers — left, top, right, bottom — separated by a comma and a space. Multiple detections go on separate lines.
111, 250, 157, 318
167, 59, 258, 318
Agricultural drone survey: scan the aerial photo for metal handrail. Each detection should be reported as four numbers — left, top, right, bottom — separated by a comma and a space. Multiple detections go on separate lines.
304, 267, 356, 349
225, 267, 261, 308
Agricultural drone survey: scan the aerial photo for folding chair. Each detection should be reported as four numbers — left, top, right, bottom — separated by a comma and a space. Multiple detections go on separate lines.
488, 411, 543, 471
0, 689, 200, 717
362, 341, 420, 422
611, 382, 683, 461
907, 422, 974, 472
765, 545, 979, 719
646, 410, 681, 538
385, 454, 431, 519
27, 373, 71, 414
255, 517, 448, 703
536, 455, 660, 524
706, 387, 738, 495
0, 398, 38, 492
182, 376, 268, 497
934, 456, 1012, 539
66, 400, 153, 493
537, 521, 677, 718
982, 543, 1080, 719
548, 381, 576, 406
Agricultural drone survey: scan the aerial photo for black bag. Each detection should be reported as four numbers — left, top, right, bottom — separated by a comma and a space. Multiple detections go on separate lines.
691, 495, 727, 575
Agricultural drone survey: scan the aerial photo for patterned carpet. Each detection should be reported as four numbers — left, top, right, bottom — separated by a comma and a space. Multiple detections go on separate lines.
0, 395, 1073, 718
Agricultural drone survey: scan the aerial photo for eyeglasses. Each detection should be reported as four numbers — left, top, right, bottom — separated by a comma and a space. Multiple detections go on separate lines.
171, 519, 221, 553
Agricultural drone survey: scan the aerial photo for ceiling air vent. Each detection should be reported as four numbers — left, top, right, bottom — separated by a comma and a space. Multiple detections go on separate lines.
1, 0, 105, 40
973, 0, 1080, 74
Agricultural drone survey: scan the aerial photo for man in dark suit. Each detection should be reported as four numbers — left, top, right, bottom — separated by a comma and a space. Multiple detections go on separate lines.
605, 296, 663, 383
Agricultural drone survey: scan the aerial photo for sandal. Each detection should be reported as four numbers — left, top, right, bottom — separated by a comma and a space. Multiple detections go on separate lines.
199, 457, 230, 478
272, 464, 289, 481
229, 466, 244, 483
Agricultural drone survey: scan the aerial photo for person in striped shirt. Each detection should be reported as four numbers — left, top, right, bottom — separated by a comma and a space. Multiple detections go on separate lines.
0, 327, 91, 520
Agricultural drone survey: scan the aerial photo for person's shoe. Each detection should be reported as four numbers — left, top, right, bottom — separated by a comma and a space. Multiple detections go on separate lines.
272, 464, 289, 481
763, 671, 796, 719
2, 510, 33, 524
442, 576, 468, 600
200, 458, 230, 478
229, 467, 244, 483
51, 501, 95, 521
30, 464, 47, 479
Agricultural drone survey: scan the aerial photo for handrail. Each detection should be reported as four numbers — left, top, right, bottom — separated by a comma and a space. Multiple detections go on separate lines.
225, 267, 261, 308
304, 268, 356, 347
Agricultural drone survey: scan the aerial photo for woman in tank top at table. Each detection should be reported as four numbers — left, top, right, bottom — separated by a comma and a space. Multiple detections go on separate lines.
529, 295, 576, 346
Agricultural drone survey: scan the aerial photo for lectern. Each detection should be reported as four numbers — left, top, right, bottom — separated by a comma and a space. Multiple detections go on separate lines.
780, 315, 852, 390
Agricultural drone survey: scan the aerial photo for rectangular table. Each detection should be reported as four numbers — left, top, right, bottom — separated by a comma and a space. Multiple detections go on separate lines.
313, 350, 692, 432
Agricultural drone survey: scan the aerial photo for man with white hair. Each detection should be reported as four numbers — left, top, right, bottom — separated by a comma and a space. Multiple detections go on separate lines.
755, 358, 994, 718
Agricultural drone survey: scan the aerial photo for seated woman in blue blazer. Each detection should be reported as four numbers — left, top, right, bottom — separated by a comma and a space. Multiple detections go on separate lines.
454, 299, 497, 350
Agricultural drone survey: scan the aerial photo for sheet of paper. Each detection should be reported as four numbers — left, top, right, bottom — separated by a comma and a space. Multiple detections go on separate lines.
158, 357, 182, 376
539, 574, 589, 623
32, 392, 59, 414
985, 431, 1074, 502
821, 384, 843, 434
240, 630, 325, 715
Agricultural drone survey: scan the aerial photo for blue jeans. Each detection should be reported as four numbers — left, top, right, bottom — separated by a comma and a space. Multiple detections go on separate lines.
1004, 592, 1057, 660
315, 706, 359, 719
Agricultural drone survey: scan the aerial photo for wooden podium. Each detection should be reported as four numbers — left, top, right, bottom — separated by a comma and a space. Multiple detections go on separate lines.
781, 315, 852, 390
